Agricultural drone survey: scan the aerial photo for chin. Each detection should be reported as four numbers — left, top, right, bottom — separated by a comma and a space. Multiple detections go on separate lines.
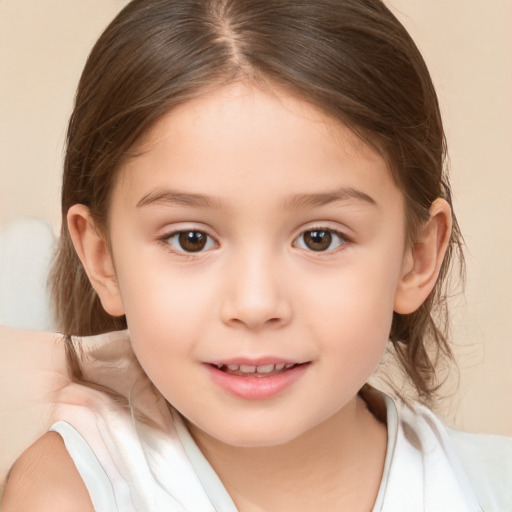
219, 432, 299, 449
198, 417, 313, 449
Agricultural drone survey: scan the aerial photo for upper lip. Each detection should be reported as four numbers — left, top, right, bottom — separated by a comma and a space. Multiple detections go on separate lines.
206, 357, 308, 366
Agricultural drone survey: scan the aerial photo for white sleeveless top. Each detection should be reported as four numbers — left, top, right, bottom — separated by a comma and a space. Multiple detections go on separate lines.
49, 330, 512, 512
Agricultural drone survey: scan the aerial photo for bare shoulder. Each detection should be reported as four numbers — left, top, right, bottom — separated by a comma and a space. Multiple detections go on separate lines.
1, 431, 94, 512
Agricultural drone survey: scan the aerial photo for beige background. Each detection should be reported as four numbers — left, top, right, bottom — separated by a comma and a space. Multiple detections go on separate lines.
0, 0, 511, 436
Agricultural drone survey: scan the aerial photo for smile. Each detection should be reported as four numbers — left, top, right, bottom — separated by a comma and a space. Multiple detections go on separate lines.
205, 361, 310, 400
213, 362, 298, 377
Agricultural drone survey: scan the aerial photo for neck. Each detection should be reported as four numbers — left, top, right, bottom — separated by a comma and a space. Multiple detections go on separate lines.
188, 393, 387, 512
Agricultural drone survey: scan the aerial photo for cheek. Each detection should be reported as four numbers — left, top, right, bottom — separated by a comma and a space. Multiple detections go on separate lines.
116, 249, 216, 327
302, 249, 402, 368
114, 257, 222, 382
303, 255, 400, 333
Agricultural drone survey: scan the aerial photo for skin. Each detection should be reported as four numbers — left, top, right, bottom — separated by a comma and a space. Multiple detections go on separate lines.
2, 82, 451, 512
1, 433, 94, 511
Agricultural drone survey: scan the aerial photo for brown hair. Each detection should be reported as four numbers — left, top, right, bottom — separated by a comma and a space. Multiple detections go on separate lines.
50, 0, 464, 403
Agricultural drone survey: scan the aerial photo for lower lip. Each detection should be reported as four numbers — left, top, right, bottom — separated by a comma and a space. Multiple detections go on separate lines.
205, 364, 309, 400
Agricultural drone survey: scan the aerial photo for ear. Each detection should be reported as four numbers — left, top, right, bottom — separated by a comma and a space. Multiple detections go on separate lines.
394, 198, 452, 314
67, 204, 125, 317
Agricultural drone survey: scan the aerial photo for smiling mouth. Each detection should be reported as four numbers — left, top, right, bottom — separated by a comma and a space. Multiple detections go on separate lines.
211, 362, 306, 377
206, 361, 310, 399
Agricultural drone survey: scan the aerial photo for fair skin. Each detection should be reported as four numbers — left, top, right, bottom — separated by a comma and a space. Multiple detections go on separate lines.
2, 82, 451, 512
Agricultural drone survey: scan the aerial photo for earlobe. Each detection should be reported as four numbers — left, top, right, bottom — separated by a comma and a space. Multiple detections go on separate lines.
67, 204, 125, 317
394, 198, 452, 314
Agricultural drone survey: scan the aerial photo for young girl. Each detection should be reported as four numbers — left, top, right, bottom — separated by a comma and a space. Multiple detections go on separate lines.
3, 0, 511, 510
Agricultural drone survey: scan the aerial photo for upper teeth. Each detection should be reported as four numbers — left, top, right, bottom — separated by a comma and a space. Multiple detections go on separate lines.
218, 363, 295, 373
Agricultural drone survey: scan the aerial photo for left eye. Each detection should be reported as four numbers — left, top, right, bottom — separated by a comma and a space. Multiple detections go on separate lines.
294, 229, 347, 252
164, 230, 217, 253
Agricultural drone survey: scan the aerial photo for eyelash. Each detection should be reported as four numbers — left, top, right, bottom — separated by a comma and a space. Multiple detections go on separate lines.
159, 226, 349, 256
159, 230, 218, 256
293, 227, 348, 253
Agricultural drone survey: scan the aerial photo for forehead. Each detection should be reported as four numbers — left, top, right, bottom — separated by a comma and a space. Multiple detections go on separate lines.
131, 82, 377, 164
114, 82, 402, 214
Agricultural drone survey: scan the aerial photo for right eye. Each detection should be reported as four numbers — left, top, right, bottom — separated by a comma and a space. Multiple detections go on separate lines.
163, 230, 217, 253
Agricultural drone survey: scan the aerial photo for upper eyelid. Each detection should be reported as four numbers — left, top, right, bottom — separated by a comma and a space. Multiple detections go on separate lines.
294, 227, 348, 241
156, 218, 352, 237
296, 225, 350, 240
158, 225, 350, 239
301, 225, 345, 233
161, 228, 218, 244
159, 224, 217, 239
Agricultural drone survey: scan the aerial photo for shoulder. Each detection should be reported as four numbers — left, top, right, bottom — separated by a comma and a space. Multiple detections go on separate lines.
395, 398, 512, 510
1, 432, 94, 512
447, 428, 512, 510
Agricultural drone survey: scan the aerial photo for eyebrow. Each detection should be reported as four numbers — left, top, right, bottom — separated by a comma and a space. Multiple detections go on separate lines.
136, 190, 224, 209
136, 186, 377, 210
284, 187, 377, 209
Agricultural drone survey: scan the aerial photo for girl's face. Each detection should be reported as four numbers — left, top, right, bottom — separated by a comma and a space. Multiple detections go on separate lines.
104, 82, 411, 447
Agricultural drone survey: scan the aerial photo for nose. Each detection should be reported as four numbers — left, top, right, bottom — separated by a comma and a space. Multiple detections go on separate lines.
220, 249, 292, 331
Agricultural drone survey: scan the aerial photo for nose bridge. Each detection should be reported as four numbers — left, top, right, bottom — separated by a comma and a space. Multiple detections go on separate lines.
221, 243, 291, 330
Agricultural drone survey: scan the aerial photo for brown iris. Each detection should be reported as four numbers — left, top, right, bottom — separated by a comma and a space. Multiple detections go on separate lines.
303, 230, 333, 251
178, 231, 208, 252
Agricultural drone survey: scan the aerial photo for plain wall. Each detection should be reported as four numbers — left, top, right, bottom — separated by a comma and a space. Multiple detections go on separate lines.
0, 0, 511, 435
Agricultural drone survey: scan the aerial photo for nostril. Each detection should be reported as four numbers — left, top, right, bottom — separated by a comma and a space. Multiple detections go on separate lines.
220, 293, 293, 330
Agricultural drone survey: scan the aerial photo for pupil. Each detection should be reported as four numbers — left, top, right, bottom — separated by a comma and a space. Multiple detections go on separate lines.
179, 231, 207, 252
305, 230, 332, 251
